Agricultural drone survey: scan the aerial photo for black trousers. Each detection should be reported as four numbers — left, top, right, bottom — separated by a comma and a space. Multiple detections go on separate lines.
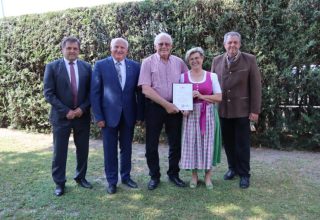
220, 117, 251, 177
52, 116, 90, 186
145, 100, 182, 180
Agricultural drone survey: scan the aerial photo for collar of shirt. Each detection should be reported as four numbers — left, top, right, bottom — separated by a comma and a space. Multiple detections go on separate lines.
226, 51, 241, 64
155, 53, 172, 63
112, 57, 126, 76
64, 58, 78, 66
112, 58, 125, 66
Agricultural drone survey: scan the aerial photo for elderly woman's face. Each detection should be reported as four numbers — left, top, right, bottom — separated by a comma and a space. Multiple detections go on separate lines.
224, 36, 241, 57
188, 52, 204, 69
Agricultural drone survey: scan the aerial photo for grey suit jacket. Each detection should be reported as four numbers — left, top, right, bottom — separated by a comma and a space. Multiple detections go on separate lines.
43, 58, 92, 125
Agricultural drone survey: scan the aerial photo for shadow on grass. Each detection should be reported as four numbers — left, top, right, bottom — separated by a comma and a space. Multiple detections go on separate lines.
1, 143, 320, 219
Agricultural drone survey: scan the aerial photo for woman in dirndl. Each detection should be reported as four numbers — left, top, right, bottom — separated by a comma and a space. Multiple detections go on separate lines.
180, 47, 222, 189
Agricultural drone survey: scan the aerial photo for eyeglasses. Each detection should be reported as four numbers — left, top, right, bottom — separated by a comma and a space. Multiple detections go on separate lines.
158, 42, 171, 47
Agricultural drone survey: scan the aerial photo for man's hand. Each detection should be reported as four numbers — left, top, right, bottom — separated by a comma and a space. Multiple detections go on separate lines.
249, 113, 259, 123
136, 120, 144, 126
142, 85, 180, 114
66, 110, 76, 120
97, 120, 106, 128
165, 103, 180, 114
74, 108, 83, 118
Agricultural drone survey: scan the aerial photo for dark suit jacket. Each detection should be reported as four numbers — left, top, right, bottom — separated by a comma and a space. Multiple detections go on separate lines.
43, 58, 92, 125
211, 52, 262, 118
90, 56, 144, 128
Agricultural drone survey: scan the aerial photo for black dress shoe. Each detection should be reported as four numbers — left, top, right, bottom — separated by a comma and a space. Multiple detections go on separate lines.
54, 185, 64, 196
75, 178, 93, 189
239, 176, 250, 189
147, 179, 160, 190
122, 178, 138, 188
224, 170, 236, 180
107, 184, 117, 194
168, 176, 186, 187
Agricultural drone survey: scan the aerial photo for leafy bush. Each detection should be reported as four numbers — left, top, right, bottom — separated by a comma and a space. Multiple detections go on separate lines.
0, 0, 319, 149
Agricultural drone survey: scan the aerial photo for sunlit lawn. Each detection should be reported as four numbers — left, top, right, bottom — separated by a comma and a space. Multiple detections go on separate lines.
0, 128, 319, 219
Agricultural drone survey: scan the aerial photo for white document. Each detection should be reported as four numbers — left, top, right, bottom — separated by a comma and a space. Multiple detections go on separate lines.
172, 83, 193, 111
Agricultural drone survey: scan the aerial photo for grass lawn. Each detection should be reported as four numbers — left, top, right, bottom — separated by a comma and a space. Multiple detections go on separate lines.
0, 128, 319, 219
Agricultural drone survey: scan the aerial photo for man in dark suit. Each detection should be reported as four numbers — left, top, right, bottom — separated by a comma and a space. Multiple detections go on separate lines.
91, 37, 144, 194
211, 31, 262, 189
44, 36, 92, 196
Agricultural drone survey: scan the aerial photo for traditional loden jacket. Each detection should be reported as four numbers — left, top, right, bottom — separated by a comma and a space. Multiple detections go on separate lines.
211, 52, 262, 118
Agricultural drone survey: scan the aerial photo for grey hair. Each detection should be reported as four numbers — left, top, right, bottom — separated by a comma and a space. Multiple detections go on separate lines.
185, 47, 205, 62
154, 32, 173, 46
223, 31, 241, 44
61, 36, 80, 49
110, 38, 129, 49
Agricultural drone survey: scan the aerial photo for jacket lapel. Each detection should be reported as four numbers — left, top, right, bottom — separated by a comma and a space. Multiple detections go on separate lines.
77, 60, 84, 97
58, 59, 71, 89
123, 58, 131, 90
107, 57, 123, 90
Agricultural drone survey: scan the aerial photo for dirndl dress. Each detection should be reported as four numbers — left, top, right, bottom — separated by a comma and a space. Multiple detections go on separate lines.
180, 71, 221, 170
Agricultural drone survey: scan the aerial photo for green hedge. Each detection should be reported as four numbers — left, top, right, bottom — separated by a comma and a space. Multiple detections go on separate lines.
0, 0, 319, 149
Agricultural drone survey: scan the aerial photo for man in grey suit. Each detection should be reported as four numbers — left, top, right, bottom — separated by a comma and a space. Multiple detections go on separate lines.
44, 36, 92, 196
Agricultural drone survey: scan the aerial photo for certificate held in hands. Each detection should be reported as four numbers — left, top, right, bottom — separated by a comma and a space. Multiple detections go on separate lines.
173, 83, 193, 110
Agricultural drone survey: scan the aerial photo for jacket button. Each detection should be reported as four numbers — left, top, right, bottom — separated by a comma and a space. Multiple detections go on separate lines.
228, 90, 231, 92
227, 99, 231, 102
229, 72, 232, 74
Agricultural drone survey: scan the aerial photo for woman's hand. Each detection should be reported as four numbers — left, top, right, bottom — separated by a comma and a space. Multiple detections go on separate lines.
193, 90, 202, 99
